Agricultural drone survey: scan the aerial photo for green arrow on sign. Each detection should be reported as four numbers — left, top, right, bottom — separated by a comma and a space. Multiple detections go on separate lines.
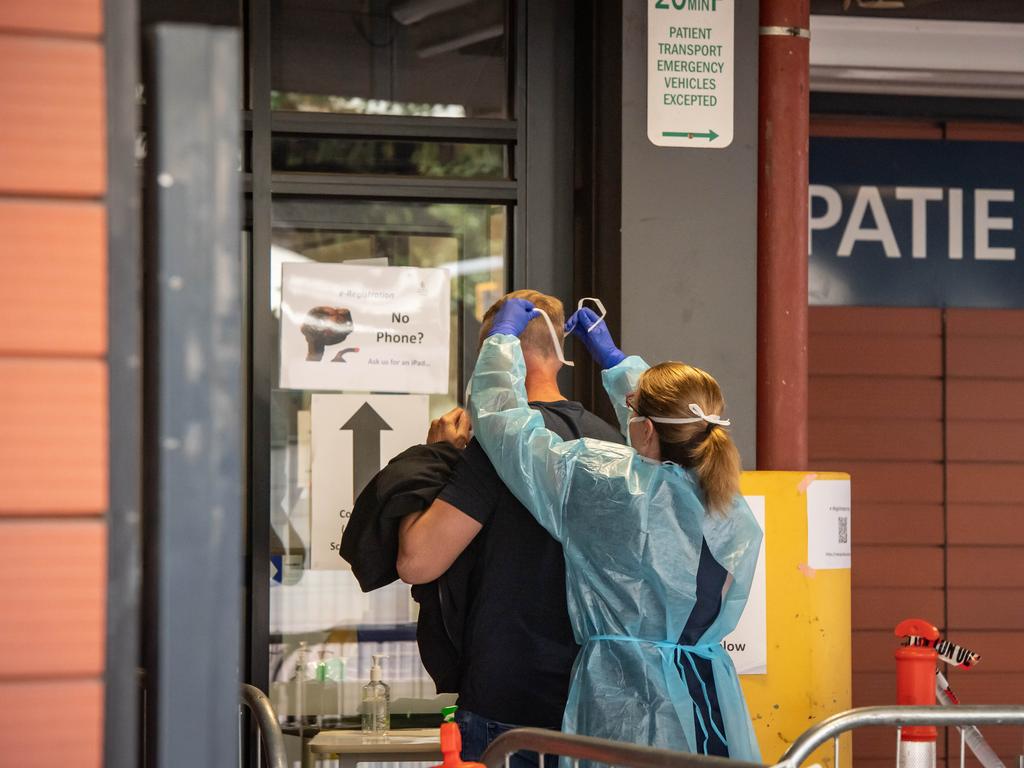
662, 129, 720, 141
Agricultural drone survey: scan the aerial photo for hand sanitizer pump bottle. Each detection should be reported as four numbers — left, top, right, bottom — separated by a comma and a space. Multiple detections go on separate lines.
361, 654, 390, 735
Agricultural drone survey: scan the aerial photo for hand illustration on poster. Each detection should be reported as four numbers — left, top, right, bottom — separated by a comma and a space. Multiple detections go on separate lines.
300, 307, 357, 361
280, 263, 451, 393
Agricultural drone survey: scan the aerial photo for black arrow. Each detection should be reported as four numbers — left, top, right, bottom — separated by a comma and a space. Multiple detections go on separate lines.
341, 403, 392, 498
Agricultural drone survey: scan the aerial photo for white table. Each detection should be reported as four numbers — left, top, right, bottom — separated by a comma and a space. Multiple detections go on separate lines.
306, 727, 442, 768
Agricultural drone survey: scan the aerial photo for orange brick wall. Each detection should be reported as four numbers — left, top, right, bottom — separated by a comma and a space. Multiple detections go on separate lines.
809, 307, 1024, 768
0, 2, 108, 767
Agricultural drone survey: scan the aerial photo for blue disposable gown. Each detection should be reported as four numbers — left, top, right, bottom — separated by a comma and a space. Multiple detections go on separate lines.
469, 335, 763, 762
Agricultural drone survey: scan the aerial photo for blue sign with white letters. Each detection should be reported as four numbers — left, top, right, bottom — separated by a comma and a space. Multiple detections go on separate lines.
809, 138, 1024, 307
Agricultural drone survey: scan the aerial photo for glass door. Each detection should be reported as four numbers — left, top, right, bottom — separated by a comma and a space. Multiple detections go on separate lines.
243, 0, 577, 753
263, 199, 508, 728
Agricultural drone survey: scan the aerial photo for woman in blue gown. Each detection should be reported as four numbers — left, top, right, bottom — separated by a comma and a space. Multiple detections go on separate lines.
467, 299, 763, 762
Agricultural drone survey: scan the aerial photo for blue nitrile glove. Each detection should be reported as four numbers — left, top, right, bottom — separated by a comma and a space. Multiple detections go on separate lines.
565, 307, 625, 369
487, 298, 539, 338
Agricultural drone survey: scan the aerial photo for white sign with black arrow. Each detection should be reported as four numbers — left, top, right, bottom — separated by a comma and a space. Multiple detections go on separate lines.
309, 393, 429, 570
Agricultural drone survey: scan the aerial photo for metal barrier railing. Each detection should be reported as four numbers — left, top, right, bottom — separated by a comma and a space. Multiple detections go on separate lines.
241, 683, 288, 768
774, 705, 1024, 768
480, 706, 1024, 768
481, 727, 765, 768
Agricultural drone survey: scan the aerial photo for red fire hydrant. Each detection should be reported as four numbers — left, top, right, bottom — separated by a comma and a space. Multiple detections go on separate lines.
895, 619, 939, 767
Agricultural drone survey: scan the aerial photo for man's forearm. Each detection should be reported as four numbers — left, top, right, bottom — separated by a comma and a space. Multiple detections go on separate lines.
396, 511, 432, 584
396, 499, 482, 584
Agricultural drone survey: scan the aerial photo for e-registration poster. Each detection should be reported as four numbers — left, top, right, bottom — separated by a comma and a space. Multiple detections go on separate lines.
806, 479, 852, 570
279, 263, 451, 394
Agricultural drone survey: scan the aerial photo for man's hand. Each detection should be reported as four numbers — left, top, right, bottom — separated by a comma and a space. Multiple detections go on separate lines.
427, 406, 472, 449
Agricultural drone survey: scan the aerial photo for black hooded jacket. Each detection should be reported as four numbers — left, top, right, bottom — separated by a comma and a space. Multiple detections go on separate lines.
339, 441, 474, 692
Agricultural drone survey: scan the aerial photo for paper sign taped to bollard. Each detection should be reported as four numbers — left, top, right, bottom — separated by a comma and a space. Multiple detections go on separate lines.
279, 263, 450, 393
647, 0, 735, 149
806, 479, 852, 570
722, 495, 767, 675
310, 393, 429, 570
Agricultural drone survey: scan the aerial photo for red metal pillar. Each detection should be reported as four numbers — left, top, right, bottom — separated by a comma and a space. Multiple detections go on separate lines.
757, 0, 810, 470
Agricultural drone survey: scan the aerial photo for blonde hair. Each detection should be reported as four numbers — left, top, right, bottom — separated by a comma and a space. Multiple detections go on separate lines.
635, 362, 741, 514
478, 290, 565, 358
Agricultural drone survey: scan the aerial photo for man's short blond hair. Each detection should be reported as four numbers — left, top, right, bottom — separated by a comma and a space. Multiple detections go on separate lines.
478, 290, 565, 358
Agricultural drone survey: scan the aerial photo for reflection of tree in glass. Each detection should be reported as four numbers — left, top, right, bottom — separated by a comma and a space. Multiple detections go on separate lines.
270, 136, 503, 179
415, 142, 503, 178
270, 92, 466, 118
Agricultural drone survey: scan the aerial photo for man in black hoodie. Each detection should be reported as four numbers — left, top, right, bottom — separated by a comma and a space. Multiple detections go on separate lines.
397, 290, 621, 766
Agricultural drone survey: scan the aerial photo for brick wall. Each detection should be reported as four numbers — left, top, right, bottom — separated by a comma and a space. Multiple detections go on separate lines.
809, 306, 1024, 768
0, 1, 108, 766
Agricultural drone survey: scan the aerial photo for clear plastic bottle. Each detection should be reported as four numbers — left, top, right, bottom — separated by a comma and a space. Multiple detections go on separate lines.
292, 641, 309, 727
361, 654, 390, 735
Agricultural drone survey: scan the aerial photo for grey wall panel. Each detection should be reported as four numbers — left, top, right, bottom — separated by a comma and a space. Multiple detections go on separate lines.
620, 2, 758, 467
144, 23, 243, 768
104, 0, 142, 765
517, 0, 577, 394
521, 0, 575, 306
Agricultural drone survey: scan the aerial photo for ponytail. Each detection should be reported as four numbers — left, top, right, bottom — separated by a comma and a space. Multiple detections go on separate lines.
691, 426, 741, 515
636, 361, 743, 515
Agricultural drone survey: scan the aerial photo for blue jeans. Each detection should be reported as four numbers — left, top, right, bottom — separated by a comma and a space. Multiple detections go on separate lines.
456, 709, 559, 768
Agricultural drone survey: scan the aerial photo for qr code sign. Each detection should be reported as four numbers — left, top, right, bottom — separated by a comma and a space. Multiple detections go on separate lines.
838, 516, 849, 545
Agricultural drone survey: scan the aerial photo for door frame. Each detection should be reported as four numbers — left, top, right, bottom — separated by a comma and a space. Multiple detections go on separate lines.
242, 0, 579, 703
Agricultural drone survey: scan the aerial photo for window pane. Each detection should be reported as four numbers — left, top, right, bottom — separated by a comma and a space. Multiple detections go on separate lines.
272, 136, 507, 178
266, 200, 507, 727
271, 0, 509, 118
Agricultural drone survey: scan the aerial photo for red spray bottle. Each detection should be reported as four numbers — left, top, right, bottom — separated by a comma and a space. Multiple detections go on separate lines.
431, 706, 486, 768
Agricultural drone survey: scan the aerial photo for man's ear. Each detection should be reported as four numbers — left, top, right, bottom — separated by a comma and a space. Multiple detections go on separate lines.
641, 419, 658, 450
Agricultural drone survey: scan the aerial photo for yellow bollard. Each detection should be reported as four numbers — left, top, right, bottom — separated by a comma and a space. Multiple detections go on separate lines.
738, 471, 853, 767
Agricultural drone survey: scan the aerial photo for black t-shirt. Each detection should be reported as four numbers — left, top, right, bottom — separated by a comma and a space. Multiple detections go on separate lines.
437, 400, 622, 728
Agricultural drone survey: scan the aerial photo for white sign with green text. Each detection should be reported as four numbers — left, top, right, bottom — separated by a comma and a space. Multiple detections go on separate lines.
647, 0, 734, 149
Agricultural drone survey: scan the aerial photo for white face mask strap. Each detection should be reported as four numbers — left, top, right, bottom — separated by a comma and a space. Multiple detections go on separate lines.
645, 403, 731, 427
577, 297, 608, 333
689, 402, 730, 426
535, 308, 574, 367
